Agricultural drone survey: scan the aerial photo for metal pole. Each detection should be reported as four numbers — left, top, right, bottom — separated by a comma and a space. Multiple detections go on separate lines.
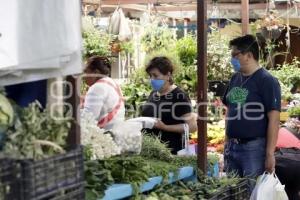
197, 0, 208, 173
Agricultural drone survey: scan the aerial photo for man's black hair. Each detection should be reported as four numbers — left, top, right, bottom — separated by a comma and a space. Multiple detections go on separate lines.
229, 34, 259, 61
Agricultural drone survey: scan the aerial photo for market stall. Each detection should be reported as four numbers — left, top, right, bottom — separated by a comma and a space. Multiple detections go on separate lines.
1, 0, 300, 199
0, 0, 84, 199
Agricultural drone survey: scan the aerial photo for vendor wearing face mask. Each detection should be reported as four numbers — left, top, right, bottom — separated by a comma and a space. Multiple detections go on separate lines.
141, 56, 197, 154
222, 35, 281, 190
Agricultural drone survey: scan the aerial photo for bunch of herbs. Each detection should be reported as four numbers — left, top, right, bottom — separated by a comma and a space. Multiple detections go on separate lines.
3, 102, 71, 159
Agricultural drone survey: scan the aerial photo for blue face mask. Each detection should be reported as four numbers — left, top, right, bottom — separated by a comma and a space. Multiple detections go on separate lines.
231, 57, 241, 72
150, 79, 165, 91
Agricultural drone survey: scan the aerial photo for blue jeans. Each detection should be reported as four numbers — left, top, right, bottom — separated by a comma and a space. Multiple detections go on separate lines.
224, 137, 266, 191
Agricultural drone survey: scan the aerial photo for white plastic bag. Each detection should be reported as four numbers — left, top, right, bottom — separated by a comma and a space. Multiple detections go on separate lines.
108, 7, 120, 35
118, 8, 132, 41
177, 124, 194, 156
111, 121, 142, 154
126, 117, 157, 129
108, 7, 132, 41
250, 172, 288, 200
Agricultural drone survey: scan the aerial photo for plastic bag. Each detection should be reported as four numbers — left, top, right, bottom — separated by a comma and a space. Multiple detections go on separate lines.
111, 121, 142, 154
250, 172, 288, 200
108, 7, 132, 41
108, 7, 120, 35
177, 124, 194, 156
118, 8, 132, 41
126, 117, 157, 129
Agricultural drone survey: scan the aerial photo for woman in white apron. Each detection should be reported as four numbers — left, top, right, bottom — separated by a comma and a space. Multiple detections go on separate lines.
83, 56, 125, 130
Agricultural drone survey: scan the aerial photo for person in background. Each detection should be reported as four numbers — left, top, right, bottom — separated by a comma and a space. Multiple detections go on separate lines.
141, 56, 197, 154
222, 35, 281, 189
275, 119, 300, 200
83, 56, 125, 130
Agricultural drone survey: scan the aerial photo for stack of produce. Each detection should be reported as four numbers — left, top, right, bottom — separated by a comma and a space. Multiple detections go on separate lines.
207, 122, 225, 153
190, 122, 225, 153
81, 111, 121, 160
0, 98, 84, 200
84, 133, 221, 199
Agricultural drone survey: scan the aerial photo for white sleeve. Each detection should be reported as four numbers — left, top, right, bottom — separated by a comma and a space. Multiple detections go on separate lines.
83, 83, 107, 120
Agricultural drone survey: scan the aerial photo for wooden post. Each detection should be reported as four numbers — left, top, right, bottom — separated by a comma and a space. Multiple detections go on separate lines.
241, 0, 249, 35
66, 75, 81, 149
197, 0, 208, 173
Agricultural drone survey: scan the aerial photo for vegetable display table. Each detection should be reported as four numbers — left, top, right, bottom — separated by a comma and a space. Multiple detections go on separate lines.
102, 166, 194, 200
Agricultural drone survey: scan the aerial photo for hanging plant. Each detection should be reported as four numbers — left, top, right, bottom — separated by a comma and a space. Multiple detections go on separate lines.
256, 10, 284, 40
110, 40, 121, 53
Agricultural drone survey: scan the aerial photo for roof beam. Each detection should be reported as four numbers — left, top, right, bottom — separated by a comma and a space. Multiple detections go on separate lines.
155, 2, 299, 11
101, 0, 196, 4
101, 4, 148, 11
100, 1, 299, 11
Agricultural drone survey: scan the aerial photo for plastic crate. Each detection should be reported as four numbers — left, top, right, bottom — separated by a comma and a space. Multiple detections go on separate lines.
0, 159, 22, 200
20, 147, 84, 200
0, 147, 84, 200
208, 179, 250, 200
208, 187, 231, 200
32, 182, 85, 200
230, 179, 250, 200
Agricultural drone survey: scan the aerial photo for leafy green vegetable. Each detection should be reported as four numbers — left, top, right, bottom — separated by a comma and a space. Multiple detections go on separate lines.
140, 134, 173, 162
84, 154, 186, 199
3, 102, 71, 159
84, 160, 114, 199
140, 172, 244, 200
84, 135, 222, 199
171, 153, 219, 176
0, 93, 14, 133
